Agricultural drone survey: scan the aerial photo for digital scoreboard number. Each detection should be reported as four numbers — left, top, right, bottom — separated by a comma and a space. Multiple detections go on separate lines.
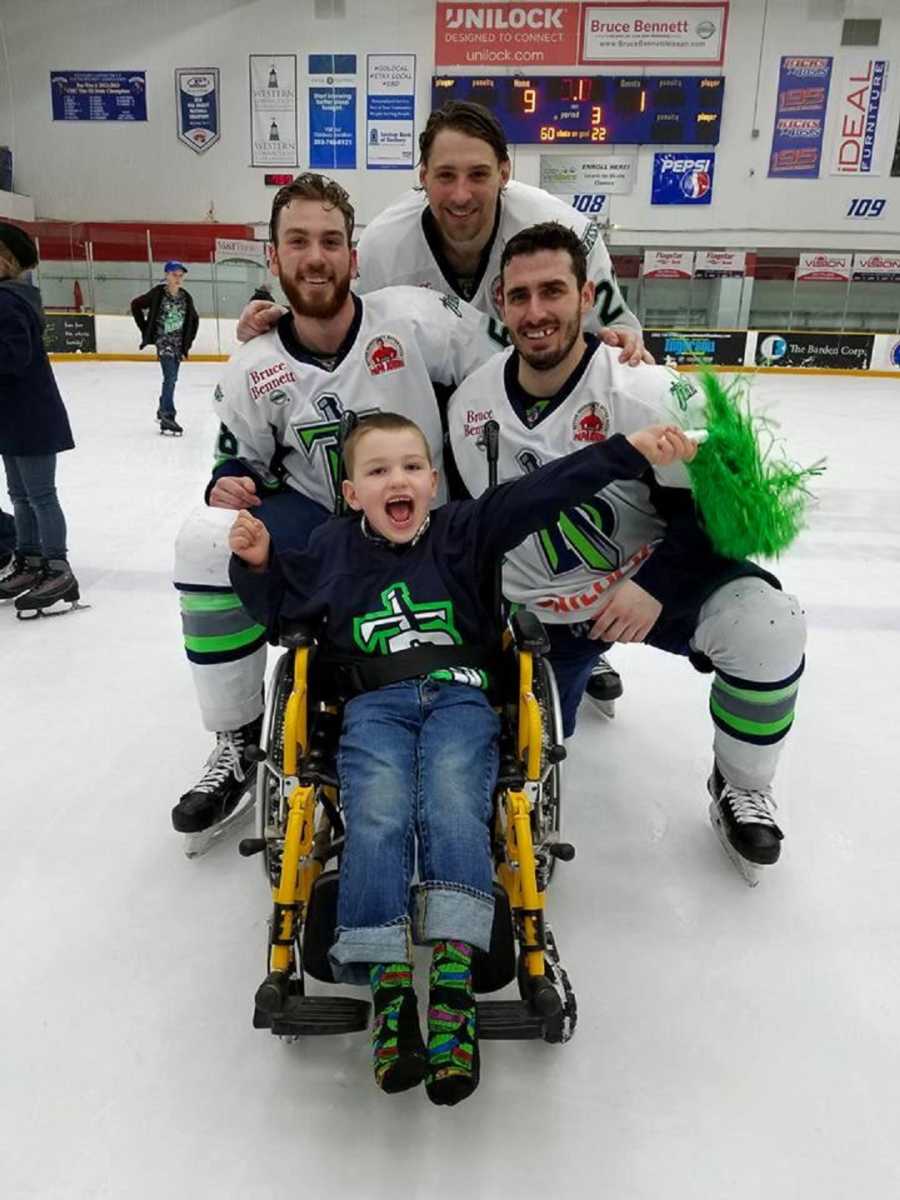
432, 75, 724, 146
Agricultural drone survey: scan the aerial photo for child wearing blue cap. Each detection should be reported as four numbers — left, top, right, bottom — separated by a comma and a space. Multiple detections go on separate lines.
131, 260, 199, 434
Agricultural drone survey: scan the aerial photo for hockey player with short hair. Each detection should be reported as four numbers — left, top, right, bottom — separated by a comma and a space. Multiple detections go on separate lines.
171, 173, 504, 847
447, 222, 807, 883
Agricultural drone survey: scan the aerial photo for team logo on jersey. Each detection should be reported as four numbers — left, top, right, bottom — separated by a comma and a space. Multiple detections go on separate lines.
248, 360, 298, 401
365, 335, 405, 375
268, 389, 289, 406
572, 401, 609, 443
463, 407, 494, 439
581, 222, 600, 255
669, 377, 698, 412
353, 582, 460, 655
440, 293, 463, 318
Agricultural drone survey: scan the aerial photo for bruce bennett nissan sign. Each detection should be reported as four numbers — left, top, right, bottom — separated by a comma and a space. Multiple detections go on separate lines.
580, 3, 728, 66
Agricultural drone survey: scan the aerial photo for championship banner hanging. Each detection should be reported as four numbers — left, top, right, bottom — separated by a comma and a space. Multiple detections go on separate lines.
249, 55, 298, 167
830, 57, 889, 176
51, 71, 147, 122
176, 69, 220, 154
768, 56, 832, 178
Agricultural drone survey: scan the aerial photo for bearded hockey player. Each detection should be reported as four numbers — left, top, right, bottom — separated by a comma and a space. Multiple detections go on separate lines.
448, 222, 807, 884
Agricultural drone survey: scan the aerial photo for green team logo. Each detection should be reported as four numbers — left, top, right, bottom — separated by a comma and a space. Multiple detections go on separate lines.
353, 582, 461, 655
291, 394, 377, 501
669, 377, 698, 412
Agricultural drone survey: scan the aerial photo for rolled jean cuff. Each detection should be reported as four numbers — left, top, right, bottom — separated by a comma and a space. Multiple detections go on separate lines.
329, 917, 412, 985
412, 882, 495, 953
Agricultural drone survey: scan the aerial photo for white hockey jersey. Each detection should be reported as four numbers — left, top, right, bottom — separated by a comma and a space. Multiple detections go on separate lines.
448, 343, 706, 624
213, 287, 504, 511
356, 180, 639, 335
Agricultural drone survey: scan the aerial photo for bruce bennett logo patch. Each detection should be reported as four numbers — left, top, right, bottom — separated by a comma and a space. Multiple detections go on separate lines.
366, 335, 405, 375
572, 401, 608, 443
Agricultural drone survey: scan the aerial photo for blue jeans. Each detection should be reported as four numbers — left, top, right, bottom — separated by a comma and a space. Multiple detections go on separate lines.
158, 354, 181, 415
2, 453, 68, 560
330, 680, 499, 985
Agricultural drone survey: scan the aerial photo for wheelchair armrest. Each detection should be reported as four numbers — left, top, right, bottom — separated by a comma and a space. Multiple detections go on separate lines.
278, 619, 320, 649
510, 610, 550, 656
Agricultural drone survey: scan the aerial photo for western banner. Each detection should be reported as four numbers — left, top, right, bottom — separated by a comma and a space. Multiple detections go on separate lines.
249, 55, 298, 167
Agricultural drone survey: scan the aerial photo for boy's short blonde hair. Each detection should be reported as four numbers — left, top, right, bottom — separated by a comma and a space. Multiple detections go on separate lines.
343, 413, 432, 478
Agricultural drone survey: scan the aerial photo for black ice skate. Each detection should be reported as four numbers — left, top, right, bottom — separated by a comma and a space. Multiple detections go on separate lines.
158, 412, 183, 436
584, 653, 623, 719
14, 559, 86, 619
173, 716, 263, 858
707, 763, 783, 887
0, 554, 43, 602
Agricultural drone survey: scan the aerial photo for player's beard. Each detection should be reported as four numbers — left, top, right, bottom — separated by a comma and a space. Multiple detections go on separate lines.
514, 308, 583, 372
279, 265, 352, 320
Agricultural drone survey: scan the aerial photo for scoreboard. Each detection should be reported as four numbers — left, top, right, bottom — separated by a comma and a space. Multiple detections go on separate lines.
432, 75, 724, 146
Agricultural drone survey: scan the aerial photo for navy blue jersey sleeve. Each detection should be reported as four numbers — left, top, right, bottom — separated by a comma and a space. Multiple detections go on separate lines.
229, 534, 329, 641
454, 434, 649, 574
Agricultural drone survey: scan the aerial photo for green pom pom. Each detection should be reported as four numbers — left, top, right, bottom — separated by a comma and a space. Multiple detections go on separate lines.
686, 371, 825, 560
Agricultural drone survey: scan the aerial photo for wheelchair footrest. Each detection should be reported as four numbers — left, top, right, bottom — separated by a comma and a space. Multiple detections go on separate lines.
254, 994, 371, 1036
476, 999, 545, 1040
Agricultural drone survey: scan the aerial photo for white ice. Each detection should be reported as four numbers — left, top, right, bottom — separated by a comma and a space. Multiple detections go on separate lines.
2, 363, 899, 1200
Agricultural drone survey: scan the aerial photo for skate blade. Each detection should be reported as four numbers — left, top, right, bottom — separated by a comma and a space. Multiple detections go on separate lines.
183, 789, 257, 859
16, 599, 90, 620
585, 695, 616, 720
708, 799, 762, 888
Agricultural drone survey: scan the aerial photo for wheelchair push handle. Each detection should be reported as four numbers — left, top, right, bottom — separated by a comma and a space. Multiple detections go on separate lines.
478, 419, 501, 490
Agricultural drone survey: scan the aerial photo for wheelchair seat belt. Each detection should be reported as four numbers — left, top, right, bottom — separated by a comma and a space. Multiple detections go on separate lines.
321, 644, 497, 695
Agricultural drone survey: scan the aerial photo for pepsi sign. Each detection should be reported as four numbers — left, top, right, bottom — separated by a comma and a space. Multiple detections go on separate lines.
651, 152, 715, 205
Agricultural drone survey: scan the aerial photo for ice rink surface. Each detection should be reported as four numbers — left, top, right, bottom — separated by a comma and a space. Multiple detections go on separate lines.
2, 362, 899, 1200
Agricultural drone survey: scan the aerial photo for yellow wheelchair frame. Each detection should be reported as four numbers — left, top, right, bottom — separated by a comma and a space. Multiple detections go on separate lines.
241, 611, 577, 1044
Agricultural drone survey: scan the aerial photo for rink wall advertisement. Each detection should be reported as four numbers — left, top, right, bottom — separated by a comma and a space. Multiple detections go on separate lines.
754, 331, 874, 370
43, 312, 96, 353
249, 55, 298, 167
645, 329, 747, 366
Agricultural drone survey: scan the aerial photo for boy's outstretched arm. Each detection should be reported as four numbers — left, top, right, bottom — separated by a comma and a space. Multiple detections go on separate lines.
469, 426, 697, 569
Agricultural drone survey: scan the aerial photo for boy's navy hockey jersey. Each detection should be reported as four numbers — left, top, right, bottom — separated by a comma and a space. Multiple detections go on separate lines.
230, 434, 648, 684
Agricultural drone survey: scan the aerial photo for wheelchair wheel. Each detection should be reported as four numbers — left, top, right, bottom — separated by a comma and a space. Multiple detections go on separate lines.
256, 650, 295, 887
532, 656, 564, 882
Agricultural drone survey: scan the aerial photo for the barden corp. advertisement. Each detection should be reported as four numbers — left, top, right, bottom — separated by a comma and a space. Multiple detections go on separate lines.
755, 331, 875, 369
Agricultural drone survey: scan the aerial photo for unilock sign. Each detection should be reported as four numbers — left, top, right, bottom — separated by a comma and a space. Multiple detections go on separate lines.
539, 154, 635, 193
851, 252, 900, 283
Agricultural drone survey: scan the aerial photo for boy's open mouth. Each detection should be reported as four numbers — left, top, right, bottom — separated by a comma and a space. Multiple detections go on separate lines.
385, 496, 414, 527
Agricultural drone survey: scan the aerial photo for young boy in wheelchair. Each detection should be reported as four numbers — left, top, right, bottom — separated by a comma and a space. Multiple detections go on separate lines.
229, 411, 696, 1105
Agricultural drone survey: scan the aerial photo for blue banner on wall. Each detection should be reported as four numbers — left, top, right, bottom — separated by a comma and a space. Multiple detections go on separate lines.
309, 87, 357, 169
768, 56, 832, 178
51, 71, 147, 121
651, 152, 715, 204
176, 69, 220, 153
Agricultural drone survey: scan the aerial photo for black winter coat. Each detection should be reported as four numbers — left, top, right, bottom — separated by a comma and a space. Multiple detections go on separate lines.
0, 280, 75, 456
130, 284, 200, 354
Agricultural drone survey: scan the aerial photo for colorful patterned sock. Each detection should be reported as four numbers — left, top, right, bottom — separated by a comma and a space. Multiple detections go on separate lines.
426, 940, 479, 1106
369, 962, 426, 1095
